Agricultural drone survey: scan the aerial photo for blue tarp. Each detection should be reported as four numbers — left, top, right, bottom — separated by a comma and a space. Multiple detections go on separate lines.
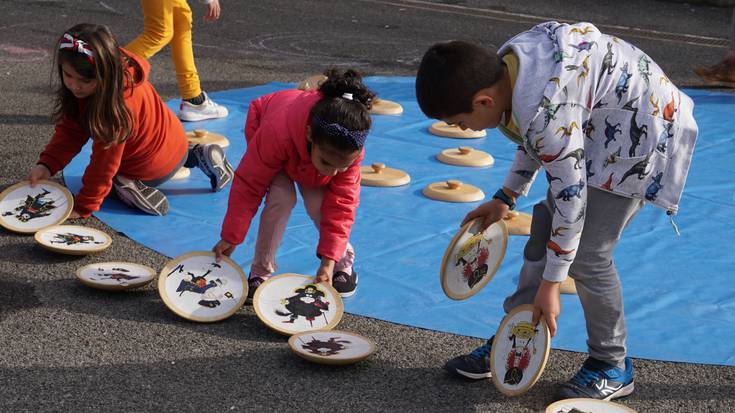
64, 77, 735, 366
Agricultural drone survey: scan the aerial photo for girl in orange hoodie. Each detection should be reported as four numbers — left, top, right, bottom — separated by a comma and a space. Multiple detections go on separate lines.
28, 23, 234, 217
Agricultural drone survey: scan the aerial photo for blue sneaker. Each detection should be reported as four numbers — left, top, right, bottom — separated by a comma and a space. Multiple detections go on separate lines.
555, 357, 635, 401
443, 336, 493, 379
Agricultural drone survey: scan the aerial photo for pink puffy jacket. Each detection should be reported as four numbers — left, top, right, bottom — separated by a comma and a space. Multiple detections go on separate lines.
220, 89, 363, 262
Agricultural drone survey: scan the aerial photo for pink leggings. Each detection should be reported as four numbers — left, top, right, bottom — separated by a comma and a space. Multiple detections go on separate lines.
250, 171, 355, 278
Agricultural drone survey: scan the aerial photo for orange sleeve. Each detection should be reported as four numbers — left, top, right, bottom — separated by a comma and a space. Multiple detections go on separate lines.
38, 116, 90, 175
74, 140, 126, 217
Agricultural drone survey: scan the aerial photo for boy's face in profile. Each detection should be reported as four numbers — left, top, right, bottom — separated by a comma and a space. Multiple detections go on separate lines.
442, 92, 505, 132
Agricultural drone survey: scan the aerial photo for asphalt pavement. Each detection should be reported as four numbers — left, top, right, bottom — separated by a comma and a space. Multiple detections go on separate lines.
1, 1, 733, 411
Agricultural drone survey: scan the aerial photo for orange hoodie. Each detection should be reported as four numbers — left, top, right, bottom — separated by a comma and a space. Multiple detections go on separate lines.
38, 48, 188, 217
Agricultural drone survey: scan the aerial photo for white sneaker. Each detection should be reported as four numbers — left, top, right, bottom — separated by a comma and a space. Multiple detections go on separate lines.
178, 92, 229, 122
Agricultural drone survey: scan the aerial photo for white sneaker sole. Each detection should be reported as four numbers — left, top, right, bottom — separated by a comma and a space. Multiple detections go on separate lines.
454, 369, 492, 380
179, 104, 229, 122
604, 382, 635, 401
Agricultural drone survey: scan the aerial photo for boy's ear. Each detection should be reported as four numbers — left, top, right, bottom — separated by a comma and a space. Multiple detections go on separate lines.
472, 91, 495, 110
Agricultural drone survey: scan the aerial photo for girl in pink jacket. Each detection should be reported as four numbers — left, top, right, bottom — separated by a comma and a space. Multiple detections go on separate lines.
213, 69, 374, 299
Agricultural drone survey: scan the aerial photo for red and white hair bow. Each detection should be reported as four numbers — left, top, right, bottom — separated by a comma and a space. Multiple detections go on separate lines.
59, 33, 94, 64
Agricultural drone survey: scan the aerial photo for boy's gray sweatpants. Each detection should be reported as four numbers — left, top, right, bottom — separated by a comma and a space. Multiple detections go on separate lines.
502, 187, 644, 368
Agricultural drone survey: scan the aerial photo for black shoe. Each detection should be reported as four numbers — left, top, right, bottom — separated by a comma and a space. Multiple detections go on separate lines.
112, 175, 168, 216
554, 357, 635, 401
332, 270, 358, 297
245, 276, 266, 305
443, 336, 494, 379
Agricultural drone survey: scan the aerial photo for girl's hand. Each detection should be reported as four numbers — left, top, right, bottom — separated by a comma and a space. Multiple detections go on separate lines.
314, 257, 336, 284
212, 239, 236, 262
204, 0, 221, 22
532, 279, 562, 337
28, 164, 51, 187
461, 199, 509, 232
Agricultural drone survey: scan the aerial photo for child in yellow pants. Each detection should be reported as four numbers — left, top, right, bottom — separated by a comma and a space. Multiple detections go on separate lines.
126, 0, 228, 122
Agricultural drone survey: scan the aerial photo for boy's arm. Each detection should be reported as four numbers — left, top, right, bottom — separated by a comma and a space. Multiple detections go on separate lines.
317, 151, 363, 263
527, 105, 587, 337
529, 105, 588, 283
502, 145, 542, 197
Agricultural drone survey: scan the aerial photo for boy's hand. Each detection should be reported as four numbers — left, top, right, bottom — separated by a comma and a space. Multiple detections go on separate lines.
212, 239, 235, 262
28, 164, 51, 187
68, 211, 82, 219
203, 0, 221, 22
533, 279, 561, 337
461, 199, 509, 231
314, 257, 336, 284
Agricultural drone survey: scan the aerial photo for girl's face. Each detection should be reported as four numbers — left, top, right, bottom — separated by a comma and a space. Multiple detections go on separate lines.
61, 61, 97, 99
307, 132, 361, 177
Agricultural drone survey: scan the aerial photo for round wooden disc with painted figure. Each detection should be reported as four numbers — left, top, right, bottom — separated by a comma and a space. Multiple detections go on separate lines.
360, 162, 410, 187
288, 330, 376, 365
422, 180, 485, 203
369, 98, 403, 115
35, 225, 111, 255
440, 218, 508, 300
490, 304, 551, 397
436, 146, 494, 167
0, 180, 73, 234
546, 398, 637, 413
186, 129, 230, 148
503, 211, 532, 236
429, 121, 487, 139
253, 273, 343, 336
171, 167, 190, 180
297, 74, 327, 91
158, 251, 247, 323
76, 261, 156, 291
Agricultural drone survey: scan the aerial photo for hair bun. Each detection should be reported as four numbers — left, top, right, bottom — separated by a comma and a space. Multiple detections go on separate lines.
319, 68, 375, 109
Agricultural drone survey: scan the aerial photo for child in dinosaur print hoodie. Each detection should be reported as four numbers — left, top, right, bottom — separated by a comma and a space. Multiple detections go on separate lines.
416, 21, 697, 401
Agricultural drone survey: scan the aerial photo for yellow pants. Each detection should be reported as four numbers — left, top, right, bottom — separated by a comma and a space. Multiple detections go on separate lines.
126, 0, 201, 99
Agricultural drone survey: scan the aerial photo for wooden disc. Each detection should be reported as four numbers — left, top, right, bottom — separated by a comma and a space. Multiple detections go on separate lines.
253, 273, 344, 336
546, 399, 637, 413
422, 180, 485, 203
503, 211, 531, 236
186, 130, 230, 148
296, 74, 327, 91
288, 330, 376, 365
440, 218, 508, 300
429, 121, 487, 139
369, 98, 403, 115
171, 167, 190, 180
34, 225, 111, 255
436, 146, 494, 167
559, 277, 577, 295
490, 304, 551, 397
158, 251, 248, 323
76, 261, 156, 291
360, 162, 410, 187
0, 180, 73, 234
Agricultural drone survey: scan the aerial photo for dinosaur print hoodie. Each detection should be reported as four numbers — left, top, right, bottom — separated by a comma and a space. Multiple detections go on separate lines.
498, 21, 698, 282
